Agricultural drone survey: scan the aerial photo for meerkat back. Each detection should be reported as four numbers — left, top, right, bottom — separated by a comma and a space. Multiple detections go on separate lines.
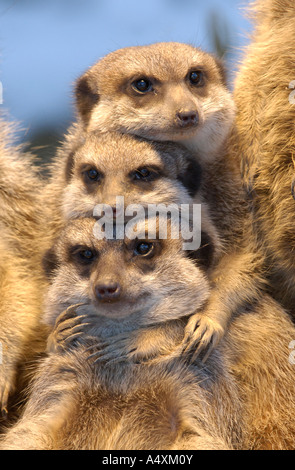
0, 118, 48, 426
233, 0, 295, 315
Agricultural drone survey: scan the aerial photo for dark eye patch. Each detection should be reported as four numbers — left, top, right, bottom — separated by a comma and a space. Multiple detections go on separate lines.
129, 165, 162, 183
70, 245, 98, 264
42, 247, 59, 279
79, 164, 103, 184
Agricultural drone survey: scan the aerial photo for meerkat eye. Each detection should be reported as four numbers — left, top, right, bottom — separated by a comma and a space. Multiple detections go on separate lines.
132, 79, 153, 94
189, 71, 204, 86
78, 249, 96, 262
131, 167, 160, 182
70, 245, 98, 264
134, 242, 154, 257
85, 168, 101, 182
134, 168, 151, 180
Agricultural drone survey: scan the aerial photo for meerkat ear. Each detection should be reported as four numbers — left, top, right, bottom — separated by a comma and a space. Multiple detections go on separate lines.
75, 73, 100, 126
178, 159, 203, 197
42, 246, 59, 280
214, 57, 228, 86
64, 150, 76, 183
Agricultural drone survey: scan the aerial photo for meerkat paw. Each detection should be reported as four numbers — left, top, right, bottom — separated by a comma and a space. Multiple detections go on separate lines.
181, 314, 225, 363
47, 304, 91, 354
87, 332, 140, 365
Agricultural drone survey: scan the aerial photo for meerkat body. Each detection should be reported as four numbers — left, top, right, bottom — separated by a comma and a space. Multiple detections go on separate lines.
233, 0, 295, 316
0, 119, 48, 423
1, 217, 295, 450
0, 217, 243, 450
223, 296, 295, 450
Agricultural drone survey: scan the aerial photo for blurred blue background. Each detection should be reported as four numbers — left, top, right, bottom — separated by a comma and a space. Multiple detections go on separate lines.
0, 0, 252, 161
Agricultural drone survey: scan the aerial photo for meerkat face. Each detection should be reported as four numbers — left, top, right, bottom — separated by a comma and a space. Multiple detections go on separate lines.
62, 132, 202, 220
75, 42, 236, 161
43, 217, 213, 328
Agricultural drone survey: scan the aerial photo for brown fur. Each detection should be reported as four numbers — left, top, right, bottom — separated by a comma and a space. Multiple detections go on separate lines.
224, 296, 295, 450
233, 0, 295, 316
44, 121, 264, 360
0, 217, 243, 450
58, 133, 203, 218
0, 118, 48, 425
70, 42, 268, 355
1, 218, 295, 450
75, 42, 235, 163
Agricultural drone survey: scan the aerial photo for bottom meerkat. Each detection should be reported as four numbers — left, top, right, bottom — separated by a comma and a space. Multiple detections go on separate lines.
0, 217, 242, 450
1, 217, 295, 450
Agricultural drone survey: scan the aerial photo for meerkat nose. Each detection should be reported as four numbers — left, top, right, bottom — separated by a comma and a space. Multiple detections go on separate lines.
95, 281, 121, 302
176, 110, 199, 128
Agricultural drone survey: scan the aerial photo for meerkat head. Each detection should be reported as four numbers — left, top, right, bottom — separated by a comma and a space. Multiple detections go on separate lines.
62, 132, 203, 220
43, 216, 218, 331
75, 42, 235, 162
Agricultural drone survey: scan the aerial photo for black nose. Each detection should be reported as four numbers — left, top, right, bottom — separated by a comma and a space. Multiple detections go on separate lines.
95, 281, 121, 302
176, 110, 199, 128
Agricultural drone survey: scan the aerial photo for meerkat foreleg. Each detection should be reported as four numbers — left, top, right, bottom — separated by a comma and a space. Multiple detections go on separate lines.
180, 249, 265, 361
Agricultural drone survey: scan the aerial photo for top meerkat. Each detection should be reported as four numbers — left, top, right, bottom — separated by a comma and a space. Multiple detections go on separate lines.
75, 42, 235, 162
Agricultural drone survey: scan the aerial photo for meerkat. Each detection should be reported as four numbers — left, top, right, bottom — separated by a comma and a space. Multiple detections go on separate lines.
0, 216, 244, 450
75, 42, 235, 163
233, 0, 295, 317
31, 216, 295, 451
223, 295, 295, 450
2, 216, 295, 450
0, 118, 48, 424
59, 132, 203, 219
